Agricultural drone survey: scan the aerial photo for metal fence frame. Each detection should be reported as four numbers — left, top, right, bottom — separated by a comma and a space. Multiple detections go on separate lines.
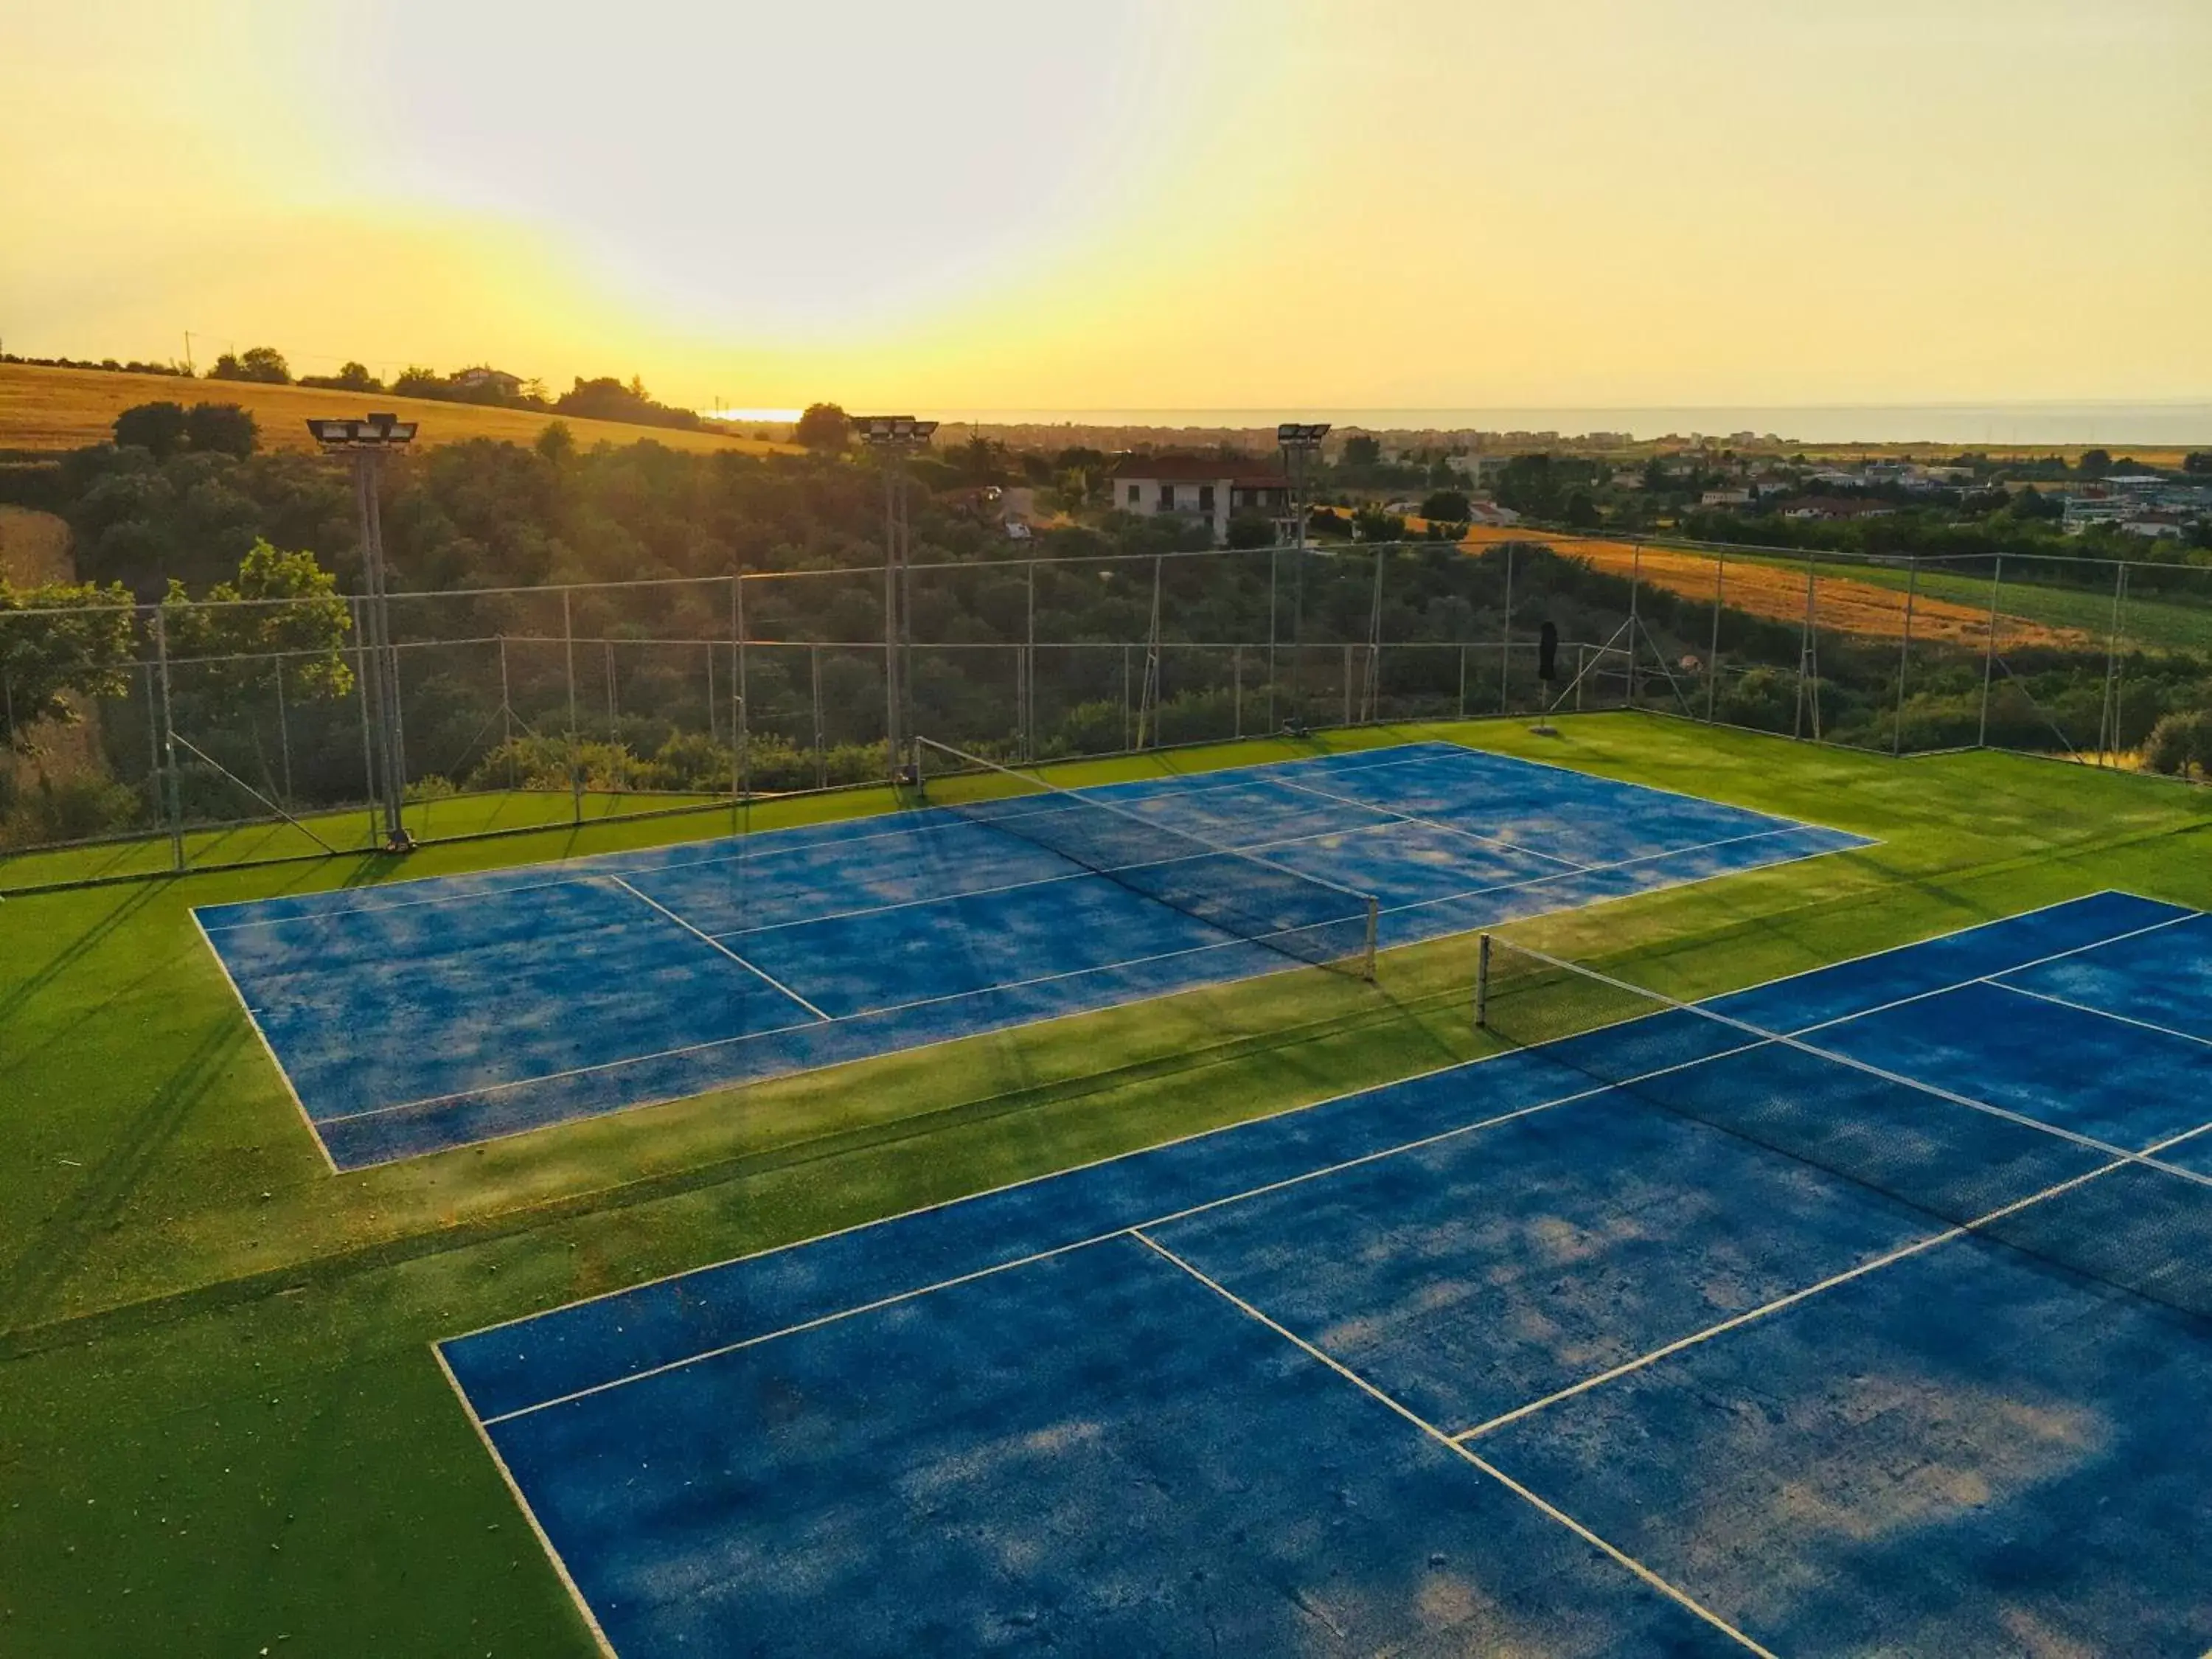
4, 532, 2206, 894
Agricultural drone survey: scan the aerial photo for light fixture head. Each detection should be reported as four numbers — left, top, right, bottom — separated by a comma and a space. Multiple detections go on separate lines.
306, 414, 419, 450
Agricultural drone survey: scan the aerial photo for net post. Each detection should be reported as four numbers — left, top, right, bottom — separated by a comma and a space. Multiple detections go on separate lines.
1475, 931, 1492, 1029
1362, 894, 1379, 983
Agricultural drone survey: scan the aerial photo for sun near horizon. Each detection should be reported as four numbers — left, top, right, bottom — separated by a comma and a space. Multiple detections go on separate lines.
4, 0, 2208, 415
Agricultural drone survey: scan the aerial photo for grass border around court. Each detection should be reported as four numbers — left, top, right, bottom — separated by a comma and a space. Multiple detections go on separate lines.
4, 713, 2212, 1656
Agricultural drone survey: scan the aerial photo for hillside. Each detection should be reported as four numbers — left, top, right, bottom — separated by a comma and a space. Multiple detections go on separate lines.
0, 363, 799, 458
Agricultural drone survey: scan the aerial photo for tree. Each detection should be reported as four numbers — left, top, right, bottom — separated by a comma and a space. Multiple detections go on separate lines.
1351, 507, 1405, 542
1563, 490, 1601, 528
1495, 453, 1561, 518
0, 578, 137, 752
1342, 434, 1382, 468
1224, 513, 1277, 549
392, 365, 445, 399
535, 420, 576, 467
209, 346, 291, 384
184, 403, 258, 459
1419, 487, 1470, 522
794, 403, 849, 451
2185, 452, 2210, 476
301, 361, 383, 392
161, 540, 352, 699
114, 401, 189, 460
2076, 448, 2112, 479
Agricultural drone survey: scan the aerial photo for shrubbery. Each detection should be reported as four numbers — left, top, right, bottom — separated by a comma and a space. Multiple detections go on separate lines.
2143, 709, 2212, 779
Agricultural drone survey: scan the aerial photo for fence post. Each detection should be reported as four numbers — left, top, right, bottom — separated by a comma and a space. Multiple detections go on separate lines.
274, 655, 293, 805
1625, 540, 1643, 706
1893, 560, 1919, 759
811, 643, 826, 789
2098, 562, 2126, 765
1023, 557, 1036, 761
563, 587, 581, 824
703, 635, 715, 745
1232, 644, 1242, 740
1458, 643, 1467, 720
2106, 563, 2132, 765
733, 573, 749, 813
1342, 644, 1352, 727
1498, 541, 1514, 714
1978, 556, 2003, 748
351, 597, 376, 845
1266, 546, 1279, 732
1706, 551, 1724, 725
1794, 552, 1817, 741
498, 633, 515, 779
1122, 644, 1131, 752
152, 608, 184, 873
142, 661, 161, 799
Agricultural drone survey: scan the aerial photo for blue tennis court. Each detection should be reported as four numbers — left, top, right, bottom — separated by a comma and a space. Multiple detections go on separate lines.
439, 891, 2212, 1657
195, 741, 1867, 1169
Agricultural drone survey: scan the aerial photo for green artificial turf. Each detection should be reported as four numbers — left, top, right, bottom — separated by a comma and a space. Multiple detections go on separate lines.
1, 714, 2208, 1655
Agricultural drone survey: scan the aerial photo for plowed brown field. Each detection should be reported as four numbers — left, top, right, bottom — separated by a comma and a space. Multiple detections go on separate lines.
1457, 524, 2087, 649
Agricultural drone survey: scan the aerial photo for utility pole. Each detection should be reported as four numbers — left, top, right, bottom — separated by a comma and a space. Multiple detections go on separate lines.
307, 413, 418, 850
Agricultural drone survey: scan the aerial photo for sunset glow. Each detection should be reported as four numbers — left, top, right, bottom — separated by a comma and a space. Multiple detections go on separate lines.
5, 0, 2208, 413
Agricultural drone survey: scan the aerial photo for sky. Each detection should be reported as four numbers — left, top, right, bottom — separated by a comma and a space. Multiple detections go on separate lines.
4, 0, 2208, 414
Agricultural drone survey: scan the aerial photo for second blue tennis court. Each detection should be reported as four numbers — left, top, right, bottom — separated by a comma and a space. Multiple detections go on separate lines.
198, 740, 1868, 1168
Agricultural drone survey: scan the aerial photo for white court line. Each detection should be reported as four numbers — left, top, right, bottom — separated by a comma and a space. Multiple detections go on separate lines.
705, 813, 1422, 941
1455, 1110, 2212, 1444
1500, 938, 2212, 1193
1268, 771, 1596, 870
189, 909, 340, 1176
323, 822, 1847, 1128
430, 1347, 619, 1659
604, 876, 832, 1022
472, 1074, 1677, 1427
1127, 1229, 1779, 1659
452, 891, 2203, 1413
433, 888, 2184, 1346
1988, 979, 2212, 1054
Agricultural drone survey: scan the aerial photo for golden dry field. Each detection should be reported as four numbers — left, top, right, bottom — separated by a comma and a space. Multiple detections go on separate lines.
1456, 524, 2085, 649
0, 503, 74, 582
0, 363, 799, 458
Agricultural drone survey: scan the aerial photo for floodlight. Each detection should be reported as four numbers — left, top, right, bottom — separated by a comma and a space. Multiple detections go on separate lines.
851, 416, 938, 447
1277, 422, 1331, 448
306, 414, 418, 451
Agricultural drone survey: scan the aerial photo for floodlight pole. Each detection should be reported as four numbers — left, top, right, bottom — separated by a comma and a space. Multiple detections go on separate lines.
311, 414, 418, 851
852, 417, 939, 786
1276, 423, 1329, 734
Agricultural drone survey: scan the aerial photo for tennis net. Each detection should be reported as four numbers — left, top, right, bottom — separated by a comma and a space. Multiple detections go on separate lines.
914, 737, 1379, 979
1474, 933, 2212, 1326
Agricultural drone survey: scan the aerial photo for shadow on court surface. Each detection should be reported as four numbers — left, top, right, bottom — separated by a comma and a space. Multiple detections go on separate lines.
441, 890, 2212, 1658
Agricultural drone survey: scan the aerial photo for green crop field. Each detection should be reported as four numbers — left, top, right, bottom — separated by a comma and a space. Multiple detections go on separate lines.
2, 714, 2208, 1655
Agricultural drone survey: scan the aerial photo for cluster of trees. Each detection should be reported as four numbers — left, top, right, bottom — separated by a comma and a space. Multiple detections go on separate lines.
111, 401, 259, 462
6, 401, 2211, 852
199, 345, 707, 431
1, 351, 188, 378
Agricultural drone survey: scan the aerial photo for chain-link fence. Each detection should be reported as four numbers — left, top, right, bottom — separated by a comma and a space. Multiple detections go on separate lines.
4, 535, 2205, 892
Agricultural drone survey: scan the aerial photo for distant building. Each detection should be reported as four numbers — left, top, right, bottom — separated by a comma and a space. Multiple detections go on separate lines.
1778, 497, 1895, 521
1700, 487, 1753, 507
453, 366, 524, 399
1110, 456, 1290, 543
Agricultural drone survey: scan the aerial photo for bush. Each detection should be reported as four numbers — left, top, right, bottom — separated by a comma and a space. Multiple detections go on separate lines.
0, 770, 148, 847
2142, 709, 2212, 778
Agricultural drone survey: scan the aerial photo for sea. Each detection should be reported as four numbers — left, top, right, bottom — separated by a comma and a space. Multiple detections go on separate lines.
917, 403, 2212, 448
